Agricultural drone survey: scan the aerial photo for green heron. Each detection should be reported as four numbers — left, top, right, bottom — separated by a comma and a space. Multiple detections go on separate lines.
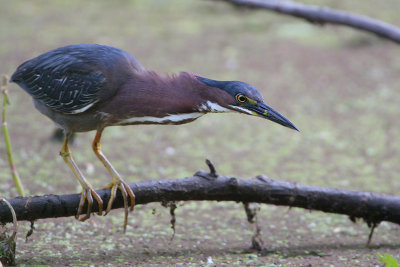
11, 44, 298, 230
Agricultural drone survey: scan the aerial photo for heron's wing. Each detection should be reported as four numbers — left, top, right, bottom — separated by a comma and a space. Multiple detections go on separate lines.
11, 53, 106, 114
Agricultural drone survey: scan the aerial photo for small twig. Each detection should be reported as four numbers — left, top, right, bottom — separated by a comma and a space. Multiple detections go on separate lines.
243, 202, 264, 251
243, 202, 256, 223
169, 202, 177, 240
367, 222, 378, 247
162, 201, 177, 240
25, 221, 35, 242
205, 159, 218, 177
1, 75, 25, 197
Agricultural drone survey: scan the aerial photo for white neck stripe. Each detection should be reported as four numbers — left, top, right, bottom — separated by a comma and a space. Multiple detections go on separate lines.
118, 112, 204, 124
198, 101, 231, 113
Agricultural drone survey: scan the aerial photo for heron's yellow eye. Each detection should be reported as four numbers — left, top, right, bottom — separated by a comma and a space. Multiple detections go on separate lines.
236, 94, 247, 103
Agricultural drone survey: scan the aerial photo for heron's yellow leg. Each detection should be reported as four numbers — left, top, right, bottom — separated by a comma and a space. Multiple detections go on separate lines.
60, 134, 103, 221
92, 129, 135, 231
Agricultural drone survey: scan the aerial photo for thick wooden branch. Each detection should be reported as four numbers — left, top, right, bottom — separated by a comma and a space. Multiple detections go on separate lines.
220, 0, 400, 44
1, 171, 400, 227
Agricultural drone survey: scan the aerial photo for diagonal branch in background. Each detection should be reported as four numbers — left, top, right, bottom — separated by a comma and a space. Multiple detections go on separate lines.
219, 0, 400, 44
1, 171, 400, 231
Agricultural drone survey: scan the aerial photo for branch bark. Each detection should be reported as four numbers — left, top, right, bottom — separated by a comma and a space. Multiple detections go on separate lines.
220, 0, 400, 44
1, 171, 400, 228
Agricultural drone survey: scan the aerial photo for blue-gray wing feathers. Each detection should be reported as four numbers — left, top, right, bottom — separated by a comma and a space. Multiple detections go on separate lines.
11, 50, 106, 114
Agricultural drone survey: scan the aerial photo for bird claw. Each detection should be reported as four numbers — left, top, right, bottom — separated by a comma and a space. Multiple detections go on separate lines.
76, 187, 103, 221
104, 178, 135, 232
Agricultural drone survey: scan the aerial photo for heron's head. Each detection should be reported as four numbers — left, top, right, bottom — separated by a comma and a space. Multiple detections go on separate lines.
196, 76, 299, 131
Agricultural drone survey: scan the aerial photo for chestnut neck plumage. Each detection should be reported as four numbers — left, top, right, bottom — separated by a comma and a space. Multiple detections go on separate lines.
99, 71, 234, 126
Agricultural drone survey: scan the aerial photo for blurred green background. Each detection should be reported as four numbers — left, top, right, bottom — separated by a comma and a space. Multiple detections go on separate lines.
0, 0, 399, 265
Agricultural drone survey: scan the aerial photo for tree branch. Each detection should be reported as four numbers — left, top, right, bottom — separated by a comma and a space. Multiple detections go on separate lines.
220, 0, 400, 44
1, 171, 400, 228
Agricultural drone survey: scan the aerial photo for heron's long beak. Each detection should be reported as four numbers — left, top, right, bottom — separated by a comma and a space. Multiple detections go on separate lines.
249, 102, 299, 131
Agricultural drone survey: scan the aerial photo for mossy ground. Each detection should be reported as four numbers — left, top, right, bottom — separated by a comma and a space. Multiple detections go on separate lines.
1, 0, 400, 266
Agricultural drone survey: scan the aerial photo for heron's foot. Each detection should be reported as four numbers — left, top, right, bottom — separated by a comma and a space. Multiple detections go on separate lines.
104, 177, 135, 231
76, 186, 103, 221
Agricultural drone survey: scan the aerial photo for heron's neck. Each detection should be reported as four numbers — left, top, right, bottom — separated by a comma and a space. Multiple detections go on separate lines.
167, 72, 232, 113
133, 71, 232, 114
101, 71, 232, 126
